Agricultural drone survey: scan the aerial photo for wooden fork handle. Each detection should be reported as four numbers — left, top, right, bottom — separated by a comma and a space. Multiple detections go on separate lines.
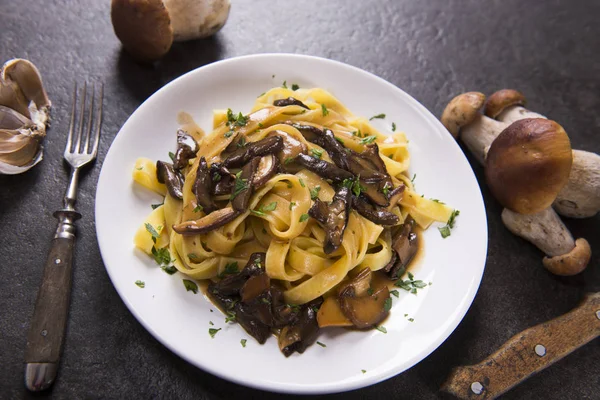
441, 292, 600, 399
24, 210, 80, 391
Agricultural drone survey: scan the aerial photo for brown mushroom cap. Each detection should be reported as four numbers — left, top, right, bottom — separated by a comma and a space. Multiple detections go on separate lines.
111, 0, 174, 62
484, 89, 526, 119
485, 118, 573, 214
542, 238, 591, 276
440, 92, 485, 139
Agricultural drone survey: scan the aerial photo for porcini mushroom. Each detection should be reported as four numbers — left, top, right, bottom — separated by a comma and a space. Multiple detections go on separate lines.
485, 89, 600, 218
0, 58, 50, 174
338, 268, 390, 329
486, 119, 591, 275
111, 0, 231, 62
440, 92, 508, 164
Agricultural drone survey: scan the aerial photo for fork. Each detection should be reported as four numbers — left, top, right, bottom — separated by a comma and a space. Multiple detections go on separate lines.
24, 83, 103, 391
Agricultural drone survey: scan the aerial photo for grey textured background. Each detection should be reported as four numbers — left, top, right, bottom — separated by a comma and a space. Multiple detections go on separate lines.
1, 0, 599, 398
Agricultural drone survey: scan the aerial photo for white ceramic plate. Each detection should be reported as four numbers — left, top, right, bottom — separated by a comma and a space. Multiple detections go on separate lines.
96, 54, 487, 394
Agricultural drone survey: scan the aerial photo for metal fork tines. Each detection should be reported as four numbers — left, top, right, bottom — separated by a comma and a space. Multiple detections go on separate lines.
24, 82, 103, 392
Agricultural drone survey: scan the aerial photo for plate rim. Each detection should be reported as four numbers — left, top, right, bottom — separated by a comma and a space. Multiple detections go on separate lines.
95, 53, 488, 394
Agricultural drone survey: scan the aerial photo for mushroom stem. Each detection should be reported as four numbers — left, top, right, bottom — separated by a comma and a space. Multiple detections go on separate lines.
461, 115, 507, 165
501, 207, 574, 257
495, 105, 600, 218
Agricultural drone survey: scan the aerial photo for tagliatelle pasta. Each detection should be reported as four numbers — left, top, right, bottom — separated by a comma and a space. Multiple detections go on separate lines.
131, 86, 456, 355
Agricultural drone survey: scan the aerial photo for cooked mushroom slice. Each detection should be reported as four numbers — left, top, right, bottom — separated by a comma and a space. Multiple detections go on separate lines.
295, 153, 354, 182
270, 286, 300, 328
352, 195, 399, 225
193, 157, 217, 213
209, 253, 265, 296
273, 97, 309, 109
209, 162, 234, 195
240, 273, 270, 303
252, 155, 279, 187
206, 287, 238, 312
385, 218, 418, 279
278, 298, 323, 357
338, 268, 390, 329
266, 130, 306, 163
172, 206, 239, 235
308, 198, 328, 225
385, 185, 405, 211
361, 181, 389, 207
289, 123, 349, 169
324, 186, 351, 254
231, 157, 260, 212
223, 136, 284, 168
156, 160, 184, 199
358, 143, 388, 174
173, 129, 199, 170
234, 301, 272, 344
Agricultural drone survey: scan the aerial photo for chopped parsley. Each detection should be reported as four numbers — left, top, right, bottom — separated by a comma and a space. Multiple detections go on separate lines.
135, 166, 143, 170
231, 171, 249, 200
208, 328, 221, 338
151, 247, 171, 267
224, 130, 234, 138
382, 182, 392, 197
225, 311, 236, 323
168, 151, 175, 161
257, 92, 265, 98
261, 297, 271, 304
411, 173, 417, 184
439, 210, 460, 239
258, 122, 264, 128
145, 223, 160, 240
162, 265, 177, 275
226, 108, 248, 127
362, 369, 367, 374
395, 271, 427, 294
392, 122, 397, 132
209, 321, 214, 325
251, 201, 278, 216
383, 297, 392, 312
310, 148, 324, 159
212, 171, 222, 182
151, 202, 163, 210
390, 289, 400, 298
431, 199, 445, 204
369, 113, 386, 120
289, 201, 296, 210
321, 103, 329, 116
299, 213, 310, 222
316, 341, 326, 347
310, 186, 321, 200
282, 80, 288, 88
359, 135, 377, 145
241, 339, 247, 347
284, 157, 294, 165
218, 262, 239, 278
183, 279, 198, 294
299, 178, 305, 187
408, 318, 414, 322
375, 325, 387, 334
291, 83, 300, 91
342, 176, 366, 197
135, 280, 145, 288
334, 136, 345, 145
193, 204, 204, 213
237, 137, 247, 148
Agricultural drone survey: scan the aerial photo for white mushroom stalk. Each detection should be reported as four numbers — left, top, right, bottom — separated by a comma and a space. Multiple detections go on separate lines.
0, 59, 50, 174
485, 89, 600, 218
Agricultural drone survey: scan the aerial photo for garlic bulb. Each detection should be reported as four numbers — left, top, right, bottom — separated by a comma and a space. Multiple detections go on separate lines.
0, 58, 50, 174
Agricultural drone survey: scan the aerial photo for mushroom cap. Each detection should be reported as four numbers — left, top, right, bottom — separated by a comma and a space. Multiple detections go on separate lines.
440, 92, 485, 139
485, 118, 573, 214
543, 238, 591, 276
484, 89, 526, 119
111, 0, 174, 62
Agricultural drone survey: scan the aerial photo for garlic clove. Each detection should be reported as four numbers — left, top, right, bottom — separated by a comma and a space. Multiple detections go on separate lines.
2, 59, 51, 110
0, 104, 32, 130
0, 79, 30, 118
0, 147, 43, 174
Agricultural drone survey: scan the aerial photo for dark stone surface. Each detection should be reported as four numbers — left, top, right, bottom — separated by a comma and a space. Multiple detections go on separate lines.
1, 0, 598, 398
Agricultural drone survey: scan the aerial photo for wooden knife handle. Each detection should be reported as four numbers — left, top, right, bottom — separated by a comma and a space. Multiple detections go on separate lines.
24, 237, 75, 390
441, 292, 600, 399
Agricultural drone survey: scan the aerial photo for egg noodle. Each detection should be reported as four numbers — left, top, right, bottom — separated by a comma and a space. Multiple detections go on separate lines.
132, 87, 453, 305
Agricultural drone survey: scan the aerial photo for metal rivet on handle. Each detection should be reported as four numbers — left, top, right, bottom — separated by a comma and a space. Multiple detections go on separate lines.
41, 330, 47, 337
471, 382, 484, 395
535, 344, 546, 357
595, 310, 600, 320
54, 258, 61, 264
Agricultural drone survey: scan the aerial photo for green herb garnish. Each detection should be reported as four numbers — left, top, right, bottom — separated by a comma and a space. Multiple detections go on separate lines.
362, 369, 367, 374
321, 103, 329, 116
289, 201, 296, 210
135, 280, 145, 288
284, 157, 294, 165
282, 80, 288, 88
241, 339, 247, 347
237, 137, 247, 148
151, 247, 171, 267
145, 223, 160, 241
310, 186, 321, 200
299, 178, 305, 187
316, 341, 326, 347
310, 148, 324, 159
231, 171, 249, 200
334, 136, 345, 145
299, 213, 310, 222
390, 289, 399, 298
162, 265, 177, 275
208, 328, 221, 338
225, 311, 236, 323
151, 202, 163, 210
291, 83, 300, 91
392, 122, 397, 131
439, 209, 460, 238
375, 325, 387, 334
395, 271, 428, 294
168, 151, 175, 161
359, 135, 377, 145
193, 204, 203, 213
224, 130, 235, 138
383, 297, 392, 312
251, 201, 278, 216
342, 176, 366, 197
369, 113, 386, 120
218, 262, 239, 278
382, 183, 392, 197
183, 279, 198, 294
